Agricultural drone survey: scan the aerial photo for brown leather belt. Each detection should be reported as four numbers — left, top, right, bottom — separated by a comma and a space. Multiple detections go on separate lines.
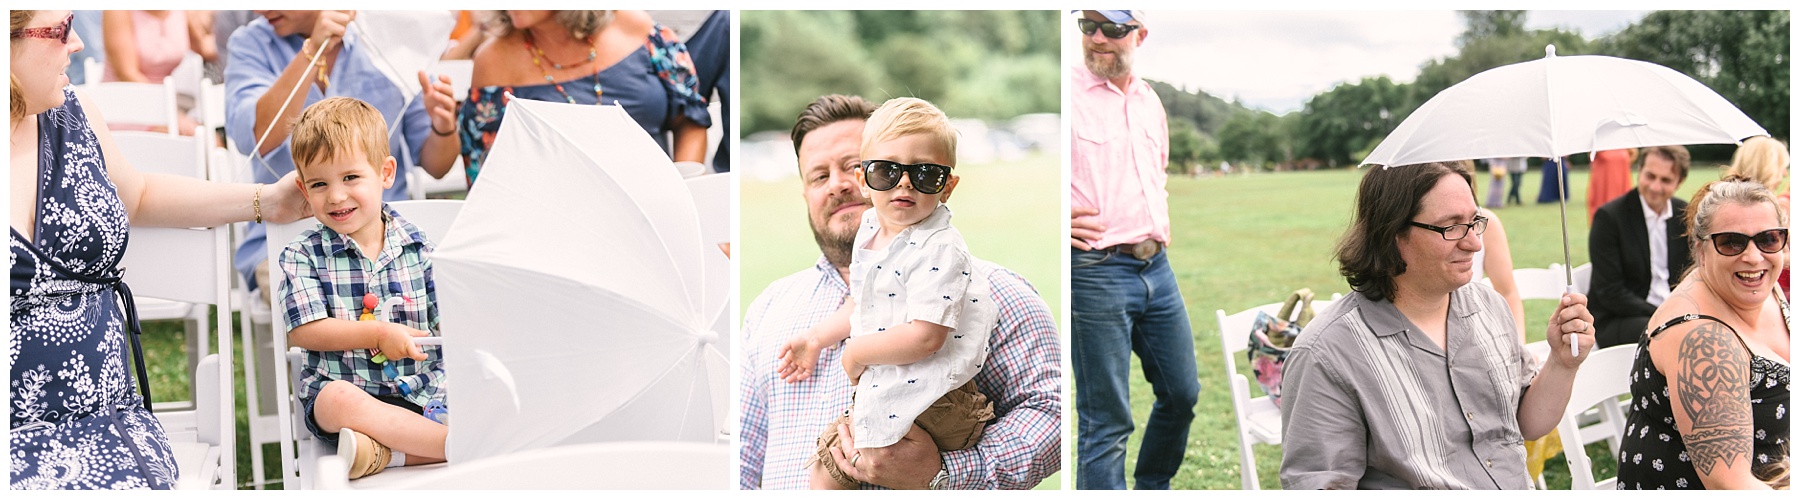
1101, 240, 1163, 260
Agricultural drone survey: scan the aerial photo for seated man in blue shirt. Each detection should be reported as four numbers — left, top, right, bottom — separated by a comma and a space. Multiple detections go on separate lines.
226, 10, 460, 300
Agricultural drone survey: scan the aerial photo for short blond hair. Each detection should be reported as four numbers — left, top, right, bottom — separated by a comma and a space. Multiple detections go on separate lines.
861, 97, 957, 166
1726, 136, 1790, 191
291, 97, 390, 177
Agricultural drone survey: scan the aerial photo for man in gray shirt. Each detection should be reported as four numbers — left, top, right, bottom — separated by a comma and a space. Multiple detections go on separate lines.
1280, 161, 1595, 489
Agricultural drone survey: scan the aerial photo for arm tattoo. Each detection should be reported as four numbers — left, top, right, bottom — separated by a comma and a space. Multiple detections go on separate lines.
1674, 322, 1754, 476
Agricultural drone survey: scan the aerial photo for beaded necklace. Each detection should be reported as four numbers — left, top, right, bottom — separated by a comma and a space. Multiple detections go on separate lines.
522, 29, 602, 104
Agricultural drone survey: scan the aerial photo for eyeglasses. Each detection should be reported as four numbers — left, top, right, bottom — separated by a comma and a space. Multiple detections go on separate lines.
1077, 18, 1140, 39
11, 14, 74, 45
1705, 228, 1788, 257
861, 160, 953, 195
1409, 216, 1488, 241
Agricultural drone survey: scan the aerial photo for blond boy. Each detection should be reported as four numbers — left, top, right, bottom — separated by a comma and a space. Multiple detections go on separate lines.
277, 97, 446, 479
776, 97, 997, 489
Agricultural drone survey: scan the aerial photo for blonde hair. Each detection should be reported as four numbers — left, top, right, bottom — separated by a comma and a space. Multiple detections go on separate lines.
11, 10, 38, 124
482, 11, 613, 40
1726, 136, 1790, 191
860, 97, 957, 165
290, 97, 390, 177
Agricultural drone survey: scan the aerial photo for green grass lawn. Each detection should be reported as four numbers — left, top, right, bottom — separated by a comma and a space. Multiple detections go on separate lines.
740, 152, 1063, 490
1091, 165, 1723, 489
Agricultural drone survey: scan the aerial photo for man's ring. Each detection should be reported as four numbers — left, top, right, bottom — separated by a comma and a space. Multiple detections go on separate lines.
850, 452, 862, 468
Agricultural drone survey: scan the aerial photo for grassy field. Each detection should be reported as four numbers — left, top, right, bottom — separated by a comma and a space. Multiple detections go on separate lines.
1089, 165, 1725, 489
739, 152, 1063, 489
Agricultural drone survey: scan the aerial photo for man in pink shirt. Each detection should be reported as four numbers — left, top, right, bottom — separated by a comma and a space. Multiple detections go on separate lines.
1068, 10, 1197, 490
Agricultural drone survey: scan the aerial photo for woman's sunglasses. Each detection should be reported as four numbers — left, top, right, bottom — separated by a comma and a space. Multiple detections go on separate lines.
11, 14, 74, 45
1077, 18, 1140, 39
1705, 228, 1788, 257
861, 160, 952, 195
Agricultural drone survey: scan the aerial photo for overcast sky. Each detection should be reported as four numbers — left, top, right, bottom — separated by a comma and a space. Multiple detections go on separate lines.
1091, 10, 1651, 115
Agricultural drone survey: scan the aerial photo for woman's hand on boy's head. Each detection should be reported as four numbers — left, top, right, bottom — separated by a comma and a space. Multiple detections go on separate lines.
265, 172, 309, 224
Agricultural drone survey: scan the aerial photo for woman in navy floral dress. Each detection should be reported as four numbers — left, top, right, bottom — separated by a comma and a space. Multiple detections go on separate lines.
10, 10, 305, 489
457, 10, 712, 186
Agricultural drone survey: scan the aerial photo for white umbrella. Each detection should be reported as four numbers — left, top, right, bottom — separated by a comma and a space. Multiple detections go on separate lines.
1361, 46, 1768, 356
432, 98, 729, 463
1363, 47, 1767, 167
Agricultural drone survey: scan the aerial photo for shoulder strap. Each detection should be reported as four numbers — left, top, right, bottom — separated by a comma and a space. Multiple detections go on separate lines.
1647, 313, 1737, 339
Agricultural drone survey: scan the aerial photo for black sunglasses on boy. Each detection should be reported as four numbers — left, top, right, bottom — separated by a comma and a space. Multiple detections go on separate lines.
861, 160, 953, 195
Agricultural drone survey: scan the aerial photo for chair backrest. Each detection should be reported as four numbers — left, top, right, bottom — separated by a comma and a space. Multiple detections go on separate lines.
1557, 344, 1638, 489
1511, 267, 1568, 300
1215, 297, 1338, 379
436, 59, 474, 105
1571, 262, 1593, 295
81, 81, 179, 133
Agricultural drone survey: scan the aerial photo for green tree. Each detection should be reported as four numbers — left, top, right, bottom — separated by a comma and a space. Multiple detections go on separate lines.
1596, 10, 1789, 140
1457, 10, 1527, 47
1217, 111, 1289, 167
1295, 76, 1411, 167
1167, 118, 1204, 174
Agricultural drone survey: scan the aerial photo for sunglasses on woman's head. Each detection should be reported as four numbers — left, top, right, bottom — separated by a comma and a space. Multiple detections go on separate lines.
11, 14, 74, 45
1077, 18, 1140, 39
1705, 228, 1788, 256
861, 160, 953, 195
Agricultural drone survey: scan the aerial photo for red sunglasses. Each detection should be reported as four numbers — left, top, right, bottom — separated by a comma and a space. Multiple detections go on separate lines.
11, 14, 74, 45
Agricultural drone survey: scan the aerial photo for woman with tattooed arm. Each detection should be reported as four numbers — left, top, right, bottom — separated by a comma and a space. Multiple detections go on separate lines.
1617, 177, 1790, 490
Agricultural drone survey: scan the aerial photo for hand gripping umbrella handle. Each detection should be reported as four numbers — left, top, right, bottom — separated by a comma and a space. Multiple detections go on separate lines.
1565, 284, 1580, 358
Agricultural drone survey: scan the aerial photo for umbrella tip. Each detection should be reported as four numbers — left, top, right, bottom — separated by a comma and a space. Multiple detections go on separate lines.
1545, 44, 1557, 58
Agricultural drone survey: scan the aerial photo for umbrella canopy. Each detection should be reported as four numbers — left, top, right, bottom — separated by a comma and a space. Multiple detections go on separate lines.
433, 98, 728, 463
350, 11, 455, 100
1362, 47, 1767, 168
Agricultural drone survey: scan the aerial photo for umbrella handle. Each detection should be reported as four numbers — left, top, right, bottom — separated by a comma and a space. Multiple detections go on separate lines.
1565, 284, 1581, 358
413, 337, 443, 346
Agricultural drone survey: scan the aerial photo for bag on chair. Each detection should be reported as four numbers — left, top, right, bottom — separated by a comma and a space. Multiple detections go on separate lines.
1247, 288, 1315, 406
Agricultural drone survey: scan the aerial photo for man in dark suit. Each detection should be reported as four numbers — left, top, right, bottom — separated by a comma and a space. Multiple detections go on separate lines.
1588, 145, 1692, 348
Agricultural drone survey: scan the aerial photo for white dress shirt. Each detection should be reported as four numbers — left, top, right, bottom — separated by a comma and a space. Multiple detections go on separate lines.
1640, 196, 1674, 306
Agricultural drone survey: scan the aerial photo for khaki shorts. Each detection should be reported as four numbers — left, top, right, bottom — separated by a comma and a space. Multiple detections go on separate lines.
812, 380, 996, 489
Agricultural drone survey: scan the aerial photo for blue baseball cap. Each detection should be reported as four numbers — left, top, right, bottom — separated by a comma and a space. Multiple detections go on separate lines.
1077, 10, 1146, 24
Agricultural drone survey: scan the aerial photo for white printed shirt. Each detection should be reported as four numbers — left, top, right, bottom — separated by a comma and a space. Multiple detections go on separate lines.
847, 204, 996, 448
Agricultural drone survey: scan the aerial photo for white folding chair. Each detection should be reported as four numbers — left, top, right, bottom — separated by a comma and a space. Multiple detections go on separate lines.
317, 442, 732, 490
116, 149, 236, 488
1508, 267, 1569, 300
81, 78, 180, 134
1215, 295, 1338, 490
1570, 262, 1593, 295
1557, 344, 1637, 489
112, 129, 215, 406
266, 200, 464, 489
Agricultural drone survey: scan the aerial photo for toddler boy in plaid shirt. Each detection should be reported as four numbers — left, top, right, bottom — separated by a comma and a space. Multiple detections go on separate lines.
277, 97, 446, 479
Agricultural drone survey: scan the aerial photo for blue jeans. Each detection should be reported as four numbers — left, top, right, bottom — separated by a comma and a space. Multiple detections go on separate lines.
1071, 248, 1199, 489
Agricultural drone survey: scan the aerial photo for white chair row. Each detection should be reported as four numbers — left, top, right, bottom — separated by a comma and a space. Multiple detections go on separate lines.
1216, 293, 1339, 490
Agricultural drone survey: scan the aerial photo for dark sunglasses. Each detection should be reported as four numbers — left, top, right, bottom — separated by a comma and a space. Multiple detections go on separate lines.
1078, 18, 1140, 39
861, 160, 953, 195
11, 13, 74, 45
1705, 228, 1788, 257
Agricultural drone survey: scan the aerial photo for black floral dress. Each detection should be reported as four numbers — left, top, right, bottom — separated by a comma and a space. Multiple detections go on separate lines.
9, 87, 177, 489
1616, 305, 1790, 489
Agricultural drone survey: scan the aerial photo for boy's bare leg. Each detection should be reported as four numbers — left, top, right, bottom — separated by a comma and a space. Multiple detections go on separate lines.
314, 380, 447, 463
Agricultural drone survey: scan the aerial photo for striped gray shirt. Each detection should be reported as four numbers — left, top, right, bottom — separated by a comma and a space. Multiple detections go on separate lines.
1279, 283, 1539, 489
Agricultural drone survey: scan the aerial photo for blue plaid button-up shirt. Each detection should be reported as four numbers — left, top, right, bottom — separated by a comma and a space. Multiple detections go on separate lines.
279, 205, 443, 409
739, 257, 1061, 489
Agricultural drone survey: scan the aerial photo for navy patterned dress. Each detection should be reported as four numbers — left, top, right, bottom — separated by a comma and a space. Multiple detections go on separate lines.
9, 87, 177, 489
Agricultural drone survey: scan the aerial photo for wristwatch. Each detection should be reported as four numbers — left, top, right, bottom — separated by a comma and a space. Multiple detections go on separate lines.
927, 461, 951, 490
